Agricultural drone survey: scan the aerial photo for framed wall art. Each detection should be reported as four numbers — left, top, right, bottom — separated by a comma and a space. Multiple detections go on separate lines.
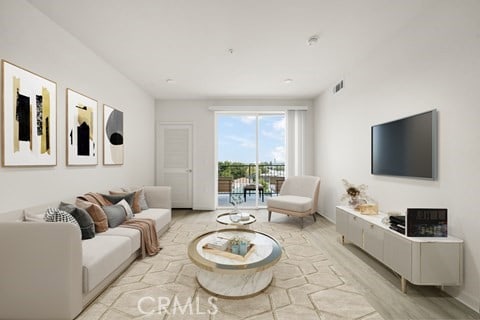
2, 60, 57, 166
67, 89, 98, 165
103, 104, 124, 165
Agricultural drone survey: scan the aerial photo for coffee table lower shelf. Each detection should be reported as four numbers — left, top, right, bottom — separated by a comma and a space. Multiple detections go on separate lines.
196, 269, 273, 298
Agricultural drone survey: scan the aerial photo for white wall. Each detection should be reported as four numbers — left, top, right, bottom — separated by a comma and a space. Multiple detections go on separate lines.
313, 0, 480, 311
0, 1, 155, 212
156, 99, 313, 210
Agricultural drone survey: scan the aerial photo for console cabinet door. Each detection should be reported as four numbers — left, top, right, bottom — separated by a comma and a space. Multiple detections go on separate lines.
347, 215, 363, 247
384, 231, 412, 280
411, 242, 462, 285
335, 208, 349, 237
363, 221, 384, 261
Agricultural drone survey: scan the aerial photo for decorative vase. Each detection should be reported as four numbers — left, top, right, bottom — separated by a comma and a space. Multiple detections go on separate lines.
239, 241, 248, 256
231, 244, 240, 254
349, 196, 366, 207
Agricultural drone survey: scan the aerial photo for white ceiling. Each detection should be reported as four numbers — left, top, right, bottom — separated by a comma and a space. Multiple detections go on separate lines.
28, 0, 435, 100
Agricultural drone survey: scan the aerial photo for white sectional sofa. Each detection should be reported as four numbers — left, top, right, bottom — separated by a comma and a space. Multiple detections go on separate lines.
0, 186, 171, 320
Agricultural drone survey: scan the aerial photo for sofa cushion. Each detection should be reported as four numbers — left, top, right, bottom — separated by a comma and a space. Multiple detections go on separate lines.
102, 192, 135, 210
0, 209, 24, 222
117, 199, 134, 220
267, 195, 312, 212
82, 236, 131, 293
110, 190, 142, 213
44, 208, 80, 227
75, 199, 108, 233
24, 202, 59, 222
102, 204, 127, 228
123, 187, 148, 211
59, 202, 95, 240
134, 208, 171, 232
97, 227, 141, 254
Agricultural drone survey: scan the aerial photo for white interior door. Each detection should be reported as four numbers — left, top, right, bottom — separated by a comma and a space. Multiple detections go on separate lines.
156, 123, 193, 208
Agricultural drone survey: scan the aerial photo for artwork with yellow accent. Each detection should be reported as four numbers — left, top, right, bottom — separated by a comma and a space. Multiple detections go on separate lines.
2, 60, 57, 166
67, 89, 98, 165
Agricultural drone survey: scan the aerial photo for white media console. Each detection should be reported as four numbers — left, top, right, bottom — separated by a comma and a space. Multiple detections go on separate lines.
335, 206, 463, 293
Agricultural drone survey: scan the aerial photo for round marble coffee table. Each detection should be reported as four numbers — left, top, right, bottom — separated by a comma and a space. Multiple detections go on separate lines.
187, 229, 282, 298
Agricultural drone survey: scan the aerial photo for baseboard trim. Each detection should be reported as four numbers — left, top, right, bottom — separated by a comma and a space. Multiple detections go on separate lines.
443, 287, 480, 313
192, 206, 215, 211
317, 211, 335, 224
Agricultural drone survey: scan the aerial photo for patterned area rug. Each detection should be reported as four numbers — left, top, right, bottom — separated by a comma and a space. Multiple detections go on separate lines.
77, 218, 383, 320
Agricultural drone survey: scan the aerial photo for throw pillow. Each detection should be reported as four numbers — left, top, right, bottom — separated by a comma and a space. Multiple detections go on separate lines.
109, 190, 141, 213
44, 208, 80, 227
117, 199, 134, 220
75, 198, 108, 233
123, 187, 149, 210
102, 204, 127, 228
102, 192, 135, 209
59, 202, 95, 240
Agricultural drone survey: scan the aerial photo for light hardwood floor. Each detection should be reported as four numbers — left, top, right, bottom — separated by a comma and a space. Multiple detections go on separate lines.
173, 209, 479, 320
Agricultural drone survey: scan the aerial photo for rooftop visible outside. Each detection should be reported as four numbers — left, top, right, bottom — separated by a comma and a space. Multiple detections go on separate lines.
217, 114, 286, 207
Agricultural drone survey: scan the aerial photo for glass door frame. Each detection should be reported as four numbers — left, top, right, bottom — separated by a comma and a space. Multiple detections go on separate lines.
215, 111, 286, 209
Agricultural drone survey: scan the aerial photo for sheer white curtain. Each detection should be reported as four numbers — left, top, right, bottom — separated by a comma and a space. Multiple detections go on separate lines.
286, 110, 306, 177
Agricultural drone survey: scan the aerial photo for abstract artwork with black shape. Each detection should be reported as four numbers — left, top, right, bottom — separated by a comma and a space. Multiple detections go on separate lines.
16, 91, 30, 142
66, 89, 98, 165
3, 60, 57, 166
76, 105, 90, 156
36, 95, 43, 136
103, 104, 124, 165
77, 121, 90, 156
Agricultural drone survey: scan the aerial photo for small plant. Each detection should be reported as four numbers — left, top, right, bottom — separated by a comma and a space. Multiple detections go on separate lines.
340, 179, 374, 206
230, 237, 240, 246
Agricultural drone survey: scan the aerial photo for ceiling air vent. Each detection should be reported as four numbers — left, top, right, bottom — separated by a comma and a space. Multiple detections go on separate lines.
333, 80, 344, 94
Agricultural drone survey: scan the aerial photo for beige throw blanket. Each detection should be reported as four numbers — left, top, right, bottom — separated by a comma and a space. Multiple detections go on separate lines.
120, 219, 161, 257
77, 192, 160, 257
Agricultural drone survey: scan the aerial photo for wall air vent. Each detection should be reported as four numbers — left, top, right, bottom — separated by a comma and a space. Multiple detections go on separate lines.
333, 80, 344, 94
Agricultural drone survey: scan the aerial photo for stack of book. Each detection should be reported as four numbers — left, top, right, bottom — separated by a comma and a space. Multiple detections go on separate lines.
204, 238, 229, 251
389, 215, 405, 235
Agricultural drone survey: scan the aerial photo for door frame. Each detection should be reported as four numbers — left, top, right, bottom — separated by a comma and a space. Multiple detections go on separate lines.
156, 122, 193, 208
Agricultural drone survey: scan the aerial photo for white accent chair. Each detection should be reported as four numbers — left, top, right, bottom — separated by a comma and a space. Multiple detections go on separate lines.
266, 176, 320, 228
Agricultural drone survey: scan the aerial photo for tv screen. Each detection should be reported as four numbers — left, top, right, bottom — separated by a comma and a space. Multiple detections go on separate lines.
371, 110, 437, 179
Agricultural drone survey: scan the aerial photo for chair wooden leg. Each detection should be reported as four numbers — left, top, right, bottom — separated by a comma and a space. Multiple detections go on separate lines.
313, 213, 317, 222
268, 211, 272, 222
301, 217, 304, 229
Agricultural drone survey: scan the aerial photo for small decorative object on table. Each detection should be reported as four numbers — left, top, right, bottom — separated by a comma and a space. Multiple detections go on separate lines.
355, 203, 378, 215
239, 212, 250, 221
230, 237, 240, 254
238, 237, 249, 255
229, 194, 244, 222
202, 235, 255, 261
341, 179, 377, 214
205, 237, 229, 251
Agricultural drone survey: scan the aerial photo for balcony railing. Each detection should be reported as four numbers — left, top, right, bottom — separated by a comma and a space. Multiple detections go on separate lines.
218, 163, 285, 206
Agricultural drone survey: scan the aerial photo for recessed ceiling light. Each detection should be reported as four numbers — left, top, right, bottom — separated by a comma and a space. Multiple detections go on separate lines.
307, 35, 320, 46
165, 78, 175, 83
283, 78, 293, 84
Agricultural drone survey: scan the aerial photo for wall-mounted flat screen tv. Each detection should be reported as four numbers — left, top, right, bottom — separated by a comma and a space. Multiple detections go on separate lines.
371, 110, 437, 179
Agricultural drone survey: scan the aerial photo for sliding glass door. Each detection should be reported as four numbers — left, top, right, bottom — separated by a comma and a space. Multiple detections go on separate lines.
216, 113, 286, 209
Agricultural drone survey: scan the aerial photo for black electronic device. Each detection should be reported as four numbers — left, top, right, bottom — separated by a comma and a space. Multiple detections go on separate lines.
371, 110, 438, 179
406, 208, 447, 237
